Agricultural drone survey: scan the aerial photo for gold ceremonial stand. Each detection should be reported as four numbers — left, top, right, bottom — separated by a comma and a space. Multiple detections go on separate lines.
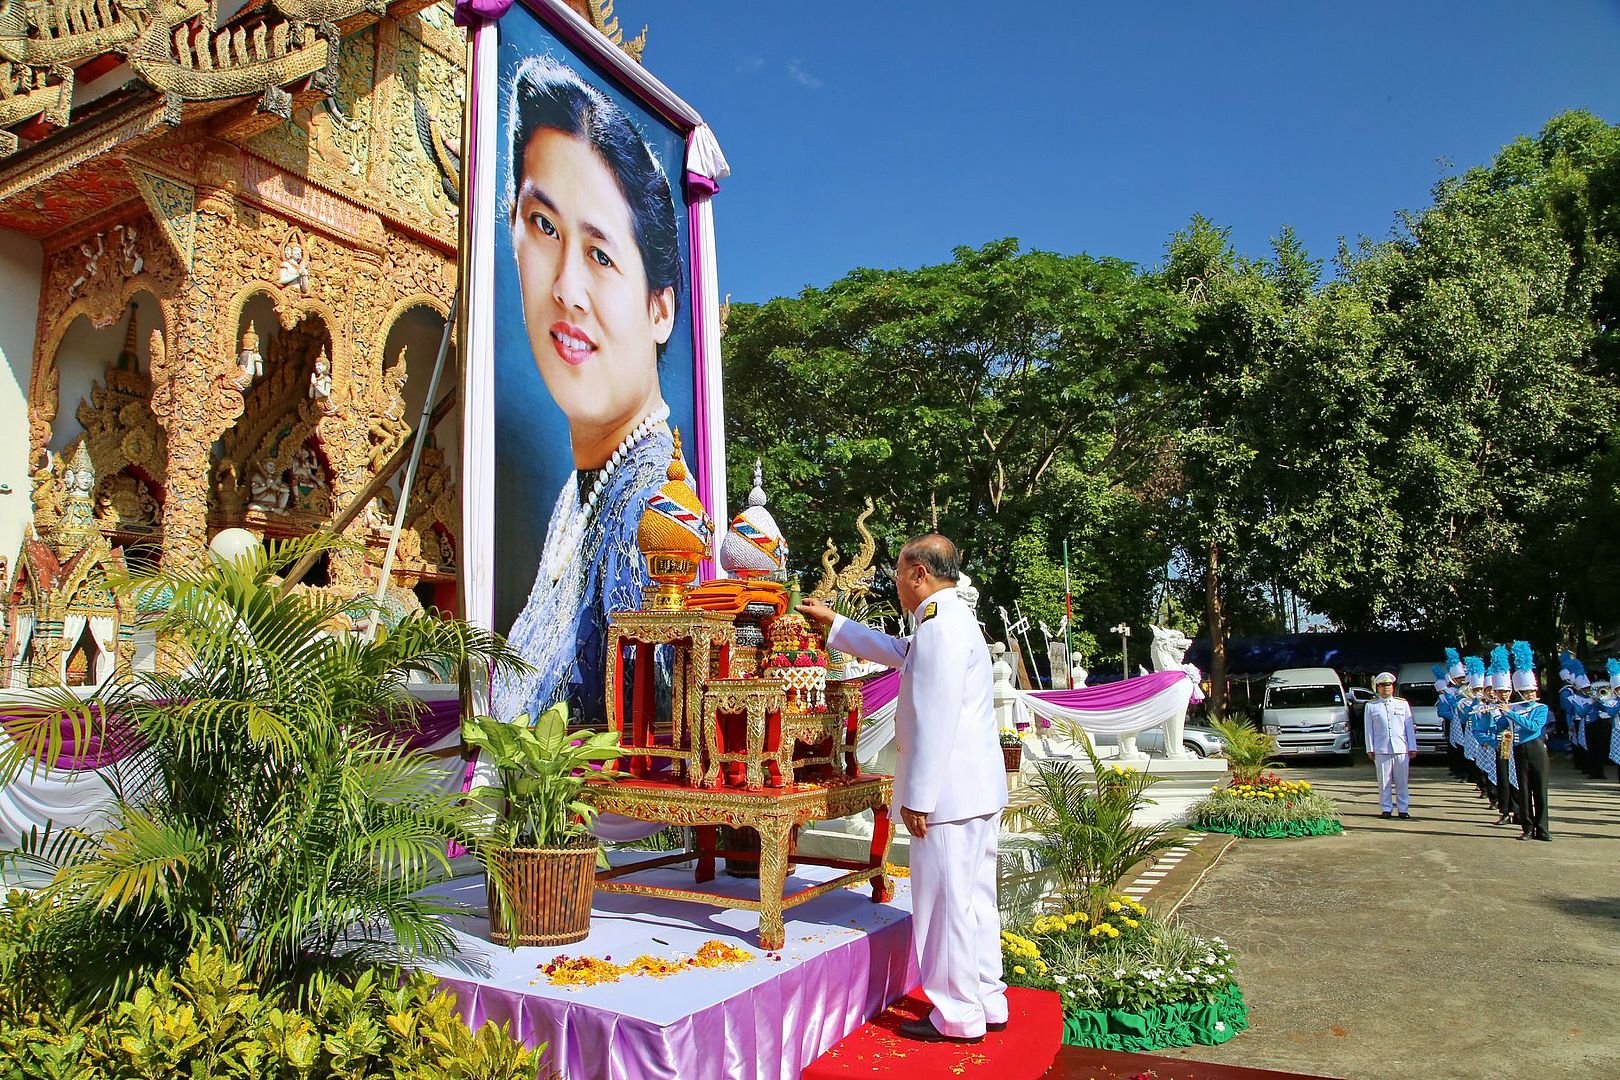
587, 775, 894, 951
605, 610, 736, 784
591, 614, 892, 950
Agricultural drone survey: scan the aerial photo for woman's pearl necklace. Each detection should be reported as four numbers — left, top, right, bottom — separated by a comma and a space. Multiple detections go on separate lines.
543, 403, 671, 583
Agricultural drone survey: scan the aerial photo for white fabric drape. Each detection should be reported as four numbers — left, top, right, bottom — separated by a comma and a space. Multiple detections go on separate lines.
1011, 678, 1193, 737
0, 735, 121, 855
690, 194, 728, 530
462, 25, 500, 633
857, 697, 899, 765
58, 614, 87, 681
685, 123, 731, 183
89, 617, 117, 684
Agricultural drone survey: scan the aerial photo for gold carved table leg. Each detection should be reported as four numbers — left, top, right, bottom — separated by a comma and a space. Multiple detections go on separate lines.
755, 813, 793, 951
745, 698, 766, 790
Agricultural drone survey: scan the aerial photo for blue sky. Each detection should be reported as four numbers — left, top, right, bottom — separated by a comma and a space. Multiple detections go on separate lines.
634, 1, 1620, 304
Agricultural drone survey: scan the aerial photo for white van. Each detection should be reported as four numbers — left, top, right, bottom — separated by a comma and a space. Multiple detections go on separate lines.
1260, 667, 1352, 758
1395, 662, 1448, 755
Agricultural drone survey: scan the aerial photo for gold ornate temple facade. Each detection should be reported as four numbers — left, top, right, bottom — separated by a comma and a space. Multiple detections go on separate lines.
0, 0, 469, 687
0, 0, 641, 687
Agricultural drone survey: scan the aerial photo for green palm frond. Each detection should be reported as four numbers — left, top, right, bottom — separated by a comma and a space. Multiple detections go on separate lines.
3, 534, 513, 998
53, 810, 211, 918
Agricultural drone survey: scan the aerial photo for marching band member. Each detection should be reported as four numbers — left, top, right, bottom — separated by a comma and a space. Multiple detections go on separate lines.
1509, 640, 1552, 841
1482, 646, 1517, 824
1603, 659, 1620, 786
1584, 660, 1613, 781
1558, 651, 1584, 770
1366, 671, 1417, 819
1435, 660, 1462, 780
1461, 656, 1490, 803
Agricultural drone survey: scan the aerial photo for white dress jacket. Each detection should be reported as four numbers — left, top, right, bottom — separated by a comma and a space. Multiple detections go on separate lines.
1365, 697, 1417, 755
829, 586, 1008, 823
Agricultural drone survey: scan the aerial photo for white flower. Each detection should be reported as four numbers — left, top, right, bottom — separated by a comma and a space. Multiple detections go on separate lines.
1215, 1021, 1227, 1033
1053, 975, 1068, 984
1114, 968, 1127, 978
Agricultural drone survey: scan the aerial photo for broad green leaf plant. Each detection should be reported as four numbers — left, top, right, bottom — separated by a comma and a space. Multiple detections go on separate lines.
462, 703, 622, 853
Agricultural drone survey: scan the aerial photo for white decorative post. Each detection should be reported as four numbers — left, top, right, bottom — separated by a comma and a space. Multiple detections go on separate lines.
991, 641, 1017, 730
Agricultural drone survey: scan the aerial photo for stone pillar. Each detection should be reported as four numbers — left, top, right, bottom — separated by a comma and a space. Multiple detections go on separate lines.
151, 145, 246, 573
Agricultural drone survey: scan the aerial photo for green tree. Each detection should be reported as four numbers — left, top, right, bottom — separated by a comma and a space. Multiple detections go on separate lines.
723, 238, 1190, 644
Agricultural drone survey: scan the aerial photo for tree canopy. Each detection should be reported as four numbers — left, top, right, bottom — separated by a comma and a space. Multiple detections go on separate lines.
721, 110, 1620, 697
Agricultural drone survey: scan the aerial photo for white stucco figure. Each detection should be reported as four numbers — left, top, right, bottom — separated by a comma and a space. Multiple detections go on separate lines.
1148, 624, 1202, 760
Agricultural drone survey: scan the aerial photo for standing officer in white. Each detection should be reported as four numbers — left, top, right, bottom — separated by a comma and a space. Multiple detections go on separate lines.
1366, 671, 1418, 819
799, 534, 1008, 1044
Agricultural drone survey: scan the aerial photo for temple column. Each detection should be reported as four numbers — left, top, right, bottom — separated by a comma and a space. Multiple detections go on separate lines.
150, 145, 247, 572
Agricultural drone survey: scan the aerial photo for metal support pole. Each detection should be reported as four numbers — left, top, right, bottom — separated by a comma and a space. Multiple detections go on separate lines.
370, 287, 459, 635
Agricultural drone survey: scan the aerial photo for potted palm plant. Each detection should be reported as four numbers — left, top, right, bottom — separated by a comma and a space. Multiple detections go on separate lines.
463, 704, 621, 947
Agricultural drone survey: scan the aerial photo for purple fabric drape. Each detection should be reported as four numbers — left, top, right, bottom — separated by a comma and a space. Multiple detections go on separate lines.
857, 669, 901, 713
684, 171, 721, 199
426, 868, 918, 1080
6, 707, 145, 771
1029, 669, 1189, 710
452, 0, 510, 28
2, 697, 467, 770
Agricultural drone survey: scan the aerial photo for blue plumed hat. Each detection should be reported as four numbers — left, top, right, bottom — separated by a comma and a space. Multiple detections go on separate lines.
1510, 640, 1537, 692
1464, 655, 1486, 690
1559, 649, 1579, 685
1608, 658, 1620, 687
1488, 646, 1511, 691
1445, 647, 1464, 679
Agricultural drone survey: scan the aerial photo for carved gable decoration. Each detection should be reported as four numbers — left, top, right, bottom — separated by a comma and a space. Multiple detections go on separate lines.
127, 164, 197, 269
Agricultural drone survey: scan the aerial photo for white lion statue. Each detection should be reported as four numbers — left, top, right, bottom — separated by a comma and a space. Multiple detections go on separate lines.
1147, 625, 1202, 760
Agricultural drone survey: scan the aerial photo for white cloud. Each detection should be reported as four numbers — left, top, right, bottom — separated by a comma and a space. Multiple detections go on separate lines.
737, 55, 765, 75
786, 59, 823, 90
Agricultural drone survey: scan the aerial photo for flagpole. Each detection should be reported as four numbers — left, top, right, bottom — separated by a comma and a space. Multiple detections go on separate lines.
1063, 538, 1074, 689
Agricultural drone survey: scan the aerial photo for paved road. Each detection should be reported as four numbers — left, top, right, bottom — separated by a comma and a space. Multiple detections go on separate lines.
1164, 756, 1620, 1080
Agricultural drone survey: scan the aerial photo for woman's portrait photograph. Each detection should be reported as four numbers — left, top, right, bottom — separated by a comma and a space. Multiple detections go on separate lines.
490, 30, 697, 726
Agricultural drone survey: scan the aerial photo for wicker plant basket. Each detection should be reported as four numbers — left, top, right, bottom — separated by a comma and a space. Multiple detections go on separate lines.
486, 838, 597, 946
1001, 744, 1023, 772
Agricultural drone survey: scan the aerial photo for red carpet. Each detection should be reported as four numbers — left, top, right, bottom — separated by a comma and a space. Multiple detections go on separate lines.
804, 987, 1062, 1079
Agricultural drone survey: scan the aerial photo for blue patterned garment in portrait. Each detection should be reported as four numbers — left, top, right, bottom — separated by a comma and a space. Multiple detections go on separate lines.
494, 423, 675, 725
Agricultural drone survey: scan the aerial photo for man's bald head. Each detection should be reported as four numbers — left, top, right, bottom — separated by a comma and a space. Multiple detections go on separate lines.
898, 533, 961, 585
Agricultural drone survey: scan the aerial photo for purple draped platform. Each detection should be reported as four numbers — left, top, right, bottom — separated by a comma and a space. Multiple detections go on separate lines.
0, 697, 465, 770
418, 862, 917, 1080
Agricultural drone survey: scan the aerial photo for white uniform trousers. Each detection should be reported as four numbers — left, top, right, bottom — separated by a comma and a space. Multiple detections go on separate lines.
909, 810, 1007, 1038
1374, 752, 1410, 813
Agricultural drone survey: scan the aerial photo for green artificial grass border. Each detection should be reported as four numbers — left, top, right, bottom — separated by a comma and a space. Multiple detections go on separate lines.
1191, 815, 1345, 838
1061, 982, 1249, 1051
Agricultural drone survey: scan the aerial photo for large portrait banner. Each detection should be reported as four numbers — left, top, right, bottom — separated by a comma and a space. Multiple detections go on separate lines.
462, 0, 728, 725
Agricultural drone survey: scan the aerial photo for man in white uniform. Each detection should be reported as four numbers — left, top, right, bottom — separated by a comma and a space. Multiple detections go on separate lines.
799, 534, 1008, 1043
1365, 670, 1418, 819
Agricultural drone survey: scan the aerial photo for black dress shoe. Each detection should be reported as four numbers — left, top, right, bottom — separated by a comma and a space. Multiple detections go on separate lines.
897, 1018, 982, 1044
986, 1022, 1007, 1032
1517, 832, 1532, 840
1381, 811, 1392, 818
1535, 834, 1552, 842
1398, 812, 1412, 819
